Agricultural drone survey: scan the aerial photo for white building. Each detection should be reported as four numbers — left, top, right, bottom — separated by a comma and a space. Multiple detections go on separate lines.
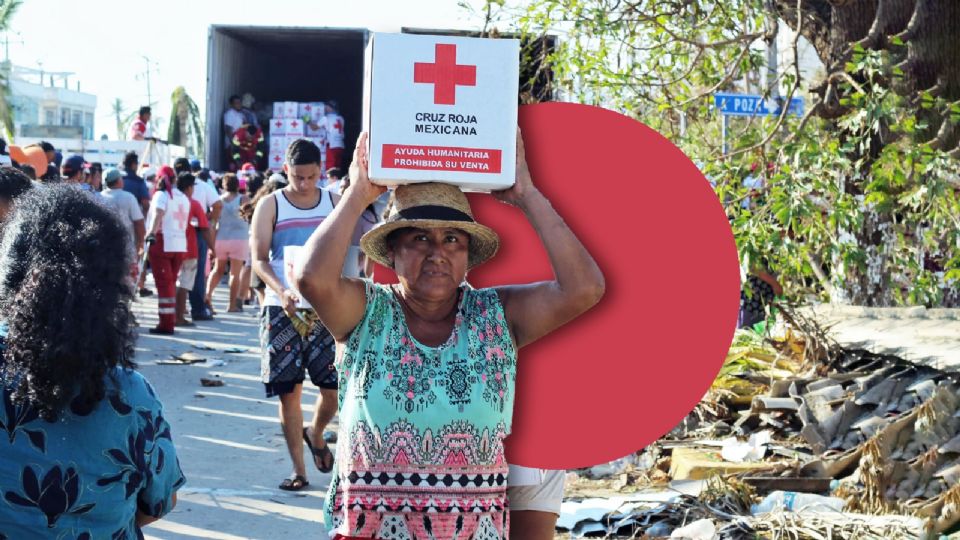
7, 63, 97, 140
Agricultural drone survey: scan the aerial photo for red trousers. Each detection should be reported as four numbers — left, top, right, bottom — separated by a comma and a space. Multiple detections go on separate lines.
326, 146, 343, 170
148, 235, 185, 331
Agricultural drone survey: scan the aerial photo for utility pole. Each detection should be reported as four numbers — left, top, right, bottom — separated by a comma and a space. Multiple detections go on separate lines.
763, 0, 779, 100
3, 31, 23, 62
142, 56, 153, 107
137, 56, 159, 134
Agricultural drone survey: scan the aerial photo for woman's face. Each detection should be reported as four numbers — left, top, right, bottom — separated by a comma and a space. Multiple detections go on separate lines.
390, 227, 470, 299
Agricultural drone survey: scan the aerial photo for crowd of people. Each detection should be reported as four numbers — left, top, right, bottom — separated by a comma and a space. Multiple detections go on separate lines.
0, 130, 605, 539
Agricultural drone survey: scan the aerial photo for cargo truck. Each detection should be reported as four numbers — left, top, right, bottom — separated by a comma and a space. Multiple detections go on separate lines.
206, 25, 554, 171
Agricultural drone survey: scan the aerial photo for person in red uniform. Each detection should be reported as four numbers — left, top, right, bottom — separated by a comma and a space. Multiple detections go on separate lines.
231, 124, 265, 172
129, 106, 154, 141
145, 166, 191, 334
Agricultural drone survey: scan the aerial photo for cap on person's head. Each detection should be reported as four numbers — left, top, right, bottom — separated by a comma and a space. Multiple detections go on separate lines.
189, 159, 202, 171
157, 165, 176, 181
103, 168, 122, 186
61, 155, 85, 177
241, 162, 256, 172
173, 157, 191, 174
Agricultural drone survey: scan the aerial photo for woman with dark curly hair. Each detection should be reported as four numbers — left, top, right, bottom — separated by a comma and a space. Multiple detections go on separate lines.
0, 185, 185, 538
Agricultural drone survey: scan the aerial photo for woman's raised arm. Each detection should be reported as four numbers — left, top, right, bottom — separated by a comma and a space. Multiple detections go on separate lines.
295, 133, 387, 341
494, 129, 605, 349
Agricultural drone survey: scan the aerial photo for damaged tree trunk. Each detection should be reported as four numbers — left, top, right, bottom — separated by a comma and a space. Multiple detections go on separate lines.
772, 0, 960, 305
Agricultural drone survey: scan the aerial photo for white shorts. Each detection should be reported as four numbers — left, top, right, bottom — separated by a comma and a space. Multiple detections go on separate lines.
507, 469, 565, 515
177, 258, 198, 290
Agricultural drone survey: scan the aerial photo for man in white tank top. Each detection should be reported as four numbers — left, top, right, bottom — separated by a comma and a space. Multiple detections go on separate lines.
250, 139, 338, 491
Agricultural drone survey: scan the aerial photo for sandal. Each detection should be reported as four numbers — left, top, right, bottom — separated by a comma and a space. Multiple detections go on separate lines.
303, 427, 335, 473
278, 474, 309, 491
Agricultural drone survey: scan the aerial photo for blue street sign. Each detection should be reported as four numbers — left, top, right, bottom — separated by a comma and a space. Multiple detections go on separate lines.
714, 92, 804, 117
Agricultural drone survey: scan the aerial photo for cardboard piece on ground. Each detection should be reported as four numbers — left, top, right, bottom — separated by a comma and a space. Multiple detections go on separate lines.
157, 352, 207, 365
364, 32, 519, 191
669, 447, 778, 480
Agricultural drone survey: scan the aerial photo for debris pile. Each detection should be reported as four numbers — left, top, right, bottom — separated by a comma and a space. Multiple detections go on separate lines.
558, 307, 960, 539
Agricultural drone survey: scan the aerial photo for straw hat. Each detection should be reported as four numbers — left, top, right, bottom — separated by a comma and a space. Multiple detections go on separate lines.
360, 183, 499, 269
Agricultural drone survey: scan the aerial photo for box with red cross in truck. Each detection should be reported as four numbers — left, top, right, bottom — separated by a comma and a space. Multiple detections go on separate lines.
204, 25, 555, 173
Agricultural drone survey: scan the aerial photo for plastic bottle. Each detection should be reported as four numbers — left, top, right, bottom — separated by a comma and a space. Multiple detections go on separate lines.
750, 491, 846, 514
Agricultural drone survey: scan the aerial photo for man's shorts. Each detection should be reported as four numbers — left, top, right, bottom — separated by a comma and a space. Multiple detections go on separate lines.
177, 258, 198, 290
260, 306, 337, 397
507, 469, 565, 515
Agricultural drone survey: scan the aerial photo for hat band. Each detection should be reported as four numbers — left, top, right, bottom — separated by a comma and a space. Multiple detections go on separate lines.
389, 205, 474, 224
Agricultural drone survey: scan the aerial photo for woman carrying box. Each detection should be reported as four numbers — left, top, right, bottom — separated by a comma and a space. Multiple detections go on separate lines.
296, 131, 604, 539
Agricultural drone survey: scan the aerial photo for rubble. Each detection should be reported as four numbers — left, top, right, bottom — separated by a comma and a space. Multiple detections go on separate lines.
558, 306, 960, 539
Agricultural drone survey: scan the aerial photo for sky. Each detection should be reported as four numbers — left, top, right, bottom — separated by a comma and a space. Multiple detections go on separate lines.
8, 0, 492, 140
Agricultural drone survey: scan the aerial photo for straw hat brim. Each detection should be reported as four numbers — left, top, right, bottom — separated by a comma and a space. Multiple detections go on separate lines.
360, 218, 500, 270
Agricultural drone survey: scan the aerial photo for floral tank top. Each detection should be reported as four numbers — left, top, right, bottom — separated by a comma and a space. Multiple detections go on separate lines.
325, 281, 517, 540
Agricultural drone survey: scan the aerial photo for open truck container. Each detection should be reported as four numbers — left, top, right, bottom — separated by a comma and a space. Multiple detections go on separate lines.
205, 25, 368, 170
206, 25, 554, 172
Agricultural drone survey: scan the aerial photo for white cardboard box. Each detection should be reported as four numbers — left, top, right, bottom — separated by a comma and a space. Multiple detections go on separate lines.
267, 151, 286, 170
306, 126, 326, 139
306, 136, 326, 151
268, 118, 306, 138
299, 102, 326, 121
272, 101, 300, 119
363, 32, 519, 191
310, 102, 326, 123
269, 135, 287, 154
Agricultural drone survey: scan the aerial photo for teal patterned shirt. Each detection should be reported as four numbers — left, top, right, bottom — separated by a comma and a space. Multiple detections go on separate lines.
0, 360, 185, 540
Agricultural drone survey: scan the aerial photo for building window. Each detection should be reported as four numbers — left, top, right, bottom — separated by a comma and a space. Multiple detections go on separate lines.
84, 112, 93, 128
72, 110, 82, 127
44, 109, 55, 125
60, 108, 69, 126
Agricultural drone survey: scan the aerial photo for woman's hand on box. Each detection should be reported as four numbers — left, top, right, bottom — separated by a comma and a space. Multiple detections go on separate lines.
491, 127, 540, 209
347, 132, 386, 206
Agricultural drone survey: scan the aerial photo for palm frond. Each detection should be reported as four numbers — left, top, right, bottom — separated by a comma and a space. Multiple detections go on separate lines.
168, 86, 204, 155
0, 65, 15, 140
0, 0, 23, 32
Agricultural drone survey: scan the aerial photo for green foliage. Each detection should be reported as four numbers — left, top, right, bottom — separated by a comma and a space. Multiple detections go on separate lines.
167, 87, 204, 158
0, 0, 22, 140
489, 0, 960, 306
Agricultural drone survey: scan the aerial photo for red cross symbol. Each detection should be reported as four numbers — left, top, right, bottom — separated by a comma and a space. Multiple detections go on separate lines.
171, 203, 189, 230
333, 119, 343, 133
273, 120, 283, 129
273, 155, 281, 163
414, 44, 476, 105
291, 120, 299, 129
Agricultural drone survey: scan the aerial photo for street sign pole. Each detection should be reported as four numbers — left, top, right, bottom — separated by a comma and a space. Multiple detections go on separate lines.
721, 114, 728, 154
